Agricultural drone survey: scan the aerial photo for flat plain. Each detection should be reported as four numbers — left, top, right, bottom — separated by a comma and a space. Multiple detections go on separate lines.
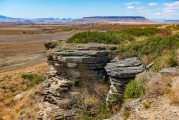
0, 22, 77, 72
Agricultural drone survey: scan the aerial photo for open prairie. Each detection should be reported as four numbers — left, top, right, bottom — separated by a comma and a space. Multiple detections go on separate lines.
0, 22, 78, 72
0, 21, 174, 120
0, 22, 163, 72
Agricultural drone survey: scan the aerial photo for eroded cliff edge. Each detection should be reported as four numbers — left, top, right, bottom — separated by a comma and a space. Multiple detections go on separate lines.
35, 41, 145, 120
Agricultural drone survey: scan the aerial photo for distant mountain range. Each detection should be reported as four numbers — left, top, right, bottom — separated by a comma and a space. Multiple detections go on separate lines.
0, 15, 74, 22
165, 20, 179, 23
75, 16, 153, 23
1, 15, 178, 23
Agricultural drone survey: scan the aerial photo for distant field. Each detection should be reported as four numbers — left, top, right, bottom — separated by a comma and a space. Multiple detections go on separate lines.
0, 29, 75, 72
0, 22, 164, 72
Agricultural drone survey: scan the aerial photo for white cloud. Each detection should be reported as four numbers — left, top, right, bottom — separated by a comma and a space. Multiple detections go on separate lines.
155, 12, 161, 15
124, 2, 141, 5
162, 8, 176, 13
149, 2, 157, 6
127, 6, 134, 9
137, 7, 145, 10
164, 1, 179, 8
139, 9, 151, 13
136, 7, 151, 13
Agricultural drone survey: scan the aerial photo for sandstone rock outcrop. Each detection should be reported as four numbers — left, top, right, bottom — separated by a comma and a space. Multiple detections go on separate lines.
35, 42, 117, 120
36, 41, 145, 119
105, 57, 145, 103
46, 43, 117, 81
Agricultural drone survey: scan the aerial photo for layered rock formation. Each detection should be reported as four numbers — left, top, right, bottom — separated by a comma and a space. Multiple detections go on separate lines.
36, 41, 145, 119
105, 57, 145, 103
46, 42, 117, 81
35, 42, 117, 120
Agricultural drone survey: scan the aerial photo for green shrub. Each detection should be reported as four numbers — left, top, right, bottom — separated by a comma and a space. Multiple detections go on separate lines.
120, 27, 161, 37
67, 31, 135, 44
80, 101, 112, 120
119, 33, 179, 71
124, 80, 145, 99
142, 101, 150, 109
21, 73, 44, 90
21, 73, 35, 80
96, 101, 112, 119
122, 110, 130, 120
67, 27, 161, 44
108, 94, 123, 106
166, 56, 178, 67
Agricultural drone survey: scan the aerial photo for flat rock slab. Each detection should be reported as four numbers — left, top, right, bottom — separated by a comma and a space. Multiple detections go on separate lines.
105, 57, 145, 78
54, 50, 110, 57
160, 67, 179, 75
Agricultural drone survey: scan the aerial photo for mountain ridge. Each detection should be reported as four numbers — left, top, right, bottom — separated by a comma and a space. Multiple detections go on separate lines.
76, 16, 154, 23
0, 15, 157, 23
0, 15, 74, 22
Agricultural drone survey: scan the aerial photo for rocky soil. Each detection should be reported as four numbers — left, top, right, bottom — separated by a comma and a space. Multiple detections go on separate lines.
110, 70, 179, 120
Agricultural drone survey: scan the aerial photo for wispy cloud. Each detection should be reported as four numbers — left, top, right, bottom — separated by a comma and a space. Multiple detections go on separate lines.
137, 7, 145, 10
162, 1, 179, 14
124, 2, 141, 5
149, 2, 157, 6
162, 8, 176, 13
164, 1, 179, 8
136, 7, 151, 13
127, 6, 134, 9
155, 12, 161, 15
139, 9, 151, 13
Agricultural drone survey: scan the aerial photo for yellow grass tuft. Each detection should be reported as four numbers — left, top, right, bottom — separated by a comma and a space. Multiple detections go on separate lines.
168, 80, 179, 105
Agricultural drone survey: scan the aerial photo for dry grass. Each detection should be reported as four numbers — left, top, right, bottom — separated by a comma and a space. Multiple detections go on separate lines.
83, 91, 100, 107
138, 72, 179, 105
146, 75, 173, 96
94, 83, 109, 98
168, 79, 179, 105
0, 62, 49, 120
73, 78, 110, 108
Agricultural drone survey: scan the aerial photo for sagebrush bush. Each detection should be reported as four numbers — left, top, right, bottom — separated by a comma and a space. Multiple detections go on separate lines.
124, 80, 145, 99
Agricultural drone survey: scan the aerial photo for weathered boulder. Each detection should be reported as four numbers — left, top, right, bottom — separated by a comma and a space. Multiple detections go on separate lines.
105, 57, 145, 102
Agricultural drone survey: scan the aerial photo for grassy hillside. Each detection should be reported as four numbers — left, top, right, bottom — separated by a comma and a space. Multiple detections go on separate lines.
67, 25, 179, 71
0, 63, 49, 120
67, 27, 161, 44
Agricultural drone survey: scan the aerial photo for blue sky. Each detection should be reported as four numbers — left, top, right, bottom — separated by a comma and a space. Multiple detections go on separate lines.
0, 0, 179, 19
